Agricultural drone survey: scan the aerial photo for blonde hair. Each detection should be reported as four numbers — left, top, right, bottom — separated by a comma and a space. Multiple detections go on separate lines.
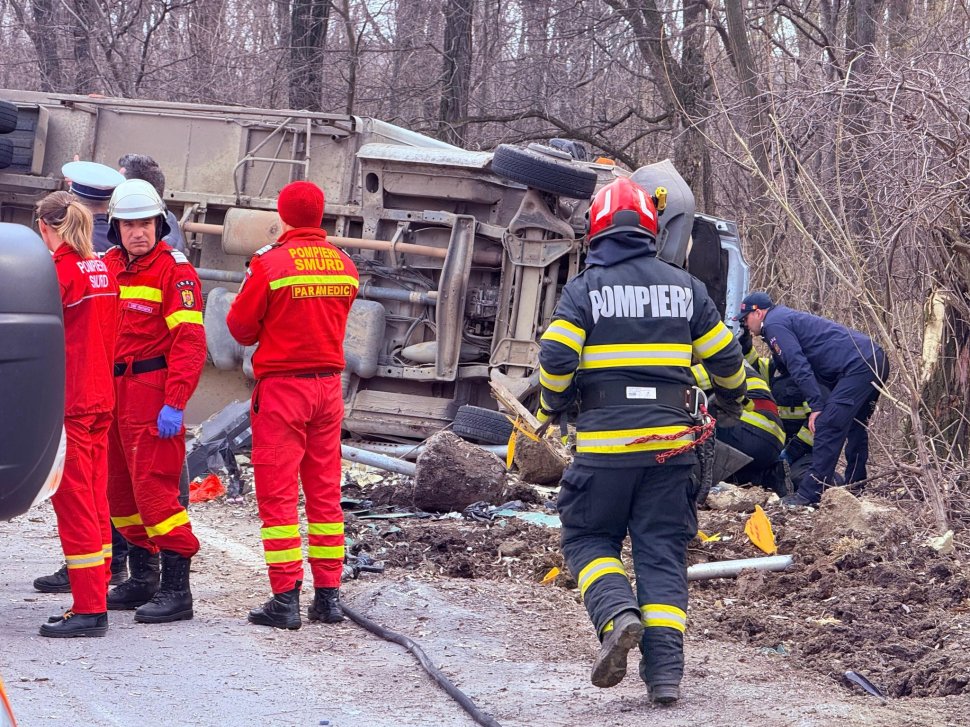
36, 191, 95, 259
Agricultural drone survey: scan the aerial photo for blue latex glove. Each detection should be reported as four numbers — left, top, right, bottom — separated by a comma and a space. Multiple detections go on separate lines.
778, 449, 791, 464
157, 405, 184, 438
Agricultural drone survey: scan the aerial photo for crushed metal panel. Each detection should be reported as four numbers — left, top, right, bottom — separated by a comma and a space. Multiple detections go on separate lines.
357, 143, 493, 169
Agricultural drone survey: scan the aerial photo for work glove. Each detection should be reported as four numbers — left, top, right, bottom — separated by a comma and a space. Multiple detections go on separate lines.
778, 449, 791, 465
157, 405, 184, 438
710, 396, 744, 427
738, 327, 753, 354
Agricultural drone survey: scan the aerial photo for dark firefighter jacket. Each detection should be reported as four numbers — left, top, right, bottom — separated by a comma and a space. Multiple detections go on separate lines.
691, 362, 785, 446
537, 230, 746, 467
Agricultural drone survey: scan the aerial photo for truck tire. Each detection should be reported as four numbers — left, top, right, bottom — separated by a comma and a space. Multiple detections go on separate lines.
491, 144, 598, 199
452, 405, 514, 445
0, 101, 17, 134
0, 139, 13, 169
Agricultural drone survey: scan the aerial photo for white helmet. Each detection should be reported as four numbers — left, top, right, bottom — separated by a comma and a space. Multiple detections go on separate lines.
107, 179, 170, 244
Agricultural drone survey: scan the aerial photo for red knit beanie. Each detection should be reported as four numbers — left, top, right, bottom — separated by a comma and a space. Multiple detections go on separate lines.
277, 181, 325, 228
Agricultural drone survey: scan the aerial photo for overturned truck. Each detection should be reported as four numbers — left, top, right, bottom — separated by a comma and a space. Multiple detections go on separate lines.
0, 90, 748, 441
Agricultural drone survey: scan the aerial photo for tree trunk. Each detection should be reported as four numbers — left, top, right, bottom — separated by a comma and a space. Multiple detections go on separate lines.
289, 0, 331, 110
438, 0, 474, 146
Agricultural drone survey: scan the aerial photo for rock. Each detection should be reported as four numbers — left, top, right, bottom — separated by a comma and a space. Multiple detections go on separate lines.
413, 431, 507, 512
926, 530, 955, 555
812, 488, 907, 541
513, 432, 569, 485
706, 483, 770, 512
498, 539, 528, 557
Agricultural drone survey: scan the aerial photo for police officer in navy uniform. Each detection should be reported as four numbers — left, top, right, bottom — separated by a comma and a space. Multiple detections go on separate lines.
737, 291, 889, 506
538, 177, 746, 705
61, 161, 126, 254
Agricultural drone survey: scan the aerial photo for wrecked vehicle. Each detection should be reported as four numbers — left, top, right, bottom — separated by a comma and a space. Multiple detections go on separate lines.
0, 90, 748, 441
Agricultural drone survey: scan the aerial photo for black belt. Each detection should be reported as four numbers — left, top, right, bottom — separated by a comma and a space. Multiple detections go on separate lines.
295, 371, 339, 379
581, 382, 697, 412
114, 355, 167, 377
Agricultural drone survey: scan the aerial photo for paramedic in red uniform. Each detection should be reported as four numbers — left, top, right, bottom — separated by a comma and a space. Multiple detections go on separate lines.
102, 179, 206, 623
35, 191, 118, 638
227, 181, 359, 630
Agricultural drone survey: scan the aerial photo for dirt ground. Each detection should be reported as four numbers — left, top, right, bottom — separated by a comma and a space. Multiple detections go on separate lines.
2, 465, 967, 726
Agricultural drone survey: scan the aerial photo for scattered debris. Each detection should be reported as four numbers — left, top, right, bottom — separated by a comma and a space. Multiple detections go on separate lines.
512, 431, 568, 484
843, 670, 888, 702
744, 505, 778, 554
706, 482, 771, 512
811, 487, 908, 541
926, 529, 955, 555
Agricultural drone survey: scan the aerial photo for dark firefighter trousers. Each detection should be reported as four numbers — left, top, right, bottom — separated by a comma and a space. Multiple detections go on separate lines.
717, 423, 783, 491
558, 460, 696, 687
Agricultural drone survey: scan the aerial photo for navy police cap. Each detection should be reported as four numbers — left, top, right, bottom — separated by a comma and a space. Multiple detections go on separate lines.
61, 161, 125, 201
736, 291, 773, 320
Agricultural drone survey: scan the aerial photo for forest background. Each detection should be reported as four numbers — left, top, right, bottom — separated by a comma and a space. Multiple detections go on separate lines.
2, 0, 968, 530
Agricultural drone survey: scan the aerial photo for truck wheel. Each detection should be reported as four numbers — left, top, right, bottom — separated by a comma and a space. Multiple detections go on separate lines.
491, 144, 598, 199
0, 101, 17, 134
452, 405, 514, 445
0, 139, 13, 169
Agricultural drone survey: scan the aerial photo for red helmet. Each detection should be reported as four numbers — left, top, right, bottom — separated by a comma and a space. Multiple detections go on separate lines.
587, 177, 658, 244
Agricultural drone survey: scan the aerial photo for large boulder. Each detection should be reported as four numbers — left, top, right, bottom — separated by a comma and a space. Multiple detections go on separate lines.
413, 431, 507, 512
811, 487, 907, 541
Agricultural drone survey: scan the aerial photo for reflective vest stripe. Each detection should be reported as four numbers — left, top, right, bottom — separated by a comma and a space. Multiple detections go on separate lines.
165, 309, 204, 329
580, 343, 692, 370
740, 410, 786, 445
712, 363, 746, 390
692, 322, 733, 359
145, 509, 190, 538
308, 545, 345, 560
261, 524, 300, 540
119, 285, 163, 302
264, 547, 303, 564
66, 551, 105, 569
542, 319, 587, 354
112, 512, 144, 528
269, 274, 359, 290
577, 426, 694, 454
641, 603, 687, 632
539, 365, 573, 392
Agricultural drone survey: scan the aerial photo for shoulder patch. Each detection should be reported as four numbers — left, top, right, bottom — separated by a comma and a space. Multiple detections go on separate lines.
169, 250, 190, 265
253, 244, 277, 257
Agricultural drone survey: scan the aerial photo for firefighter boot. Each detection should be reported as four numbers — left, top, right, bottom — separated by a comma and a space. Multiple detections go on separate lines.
591, 610, 644, 688
107, 546, 159, 610
33, 564, 71, 593
39, 610, 108, 638
638, 657, 681, 705
109, 552, 129, 586
248, 582, 302, 630
307, 587, 345, 624
134, 552, 193, 623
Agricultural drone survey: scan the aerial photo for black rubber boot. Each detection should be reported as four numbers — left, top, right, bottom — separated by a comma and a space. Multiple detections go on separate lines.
307, 587, 345, 624
135, 551, 193, 623
109, 552, 129, 586
649, 683, 681, 705
248, 582, 302, 630
39, 611, 108, 638
33, 564, 71, 594
107, 546, 160, 610
591, 610, 643, 688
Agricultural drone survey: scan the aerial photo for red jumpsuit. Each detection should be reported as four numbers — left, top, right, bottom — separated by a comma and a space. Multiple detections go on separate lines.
226, 228, 358, 593
103, 242, 206, 558
52, 246, 118, 614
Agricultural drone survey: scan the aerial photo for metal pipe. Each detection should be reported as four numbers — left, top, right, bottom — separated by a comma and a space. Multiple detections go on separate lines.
350, 441, 507, 461
341, 444, 416, 477
687, 555, 794, 581
184, 221, 503, 266
197, 268, 245, 284
360, 284, 438, 306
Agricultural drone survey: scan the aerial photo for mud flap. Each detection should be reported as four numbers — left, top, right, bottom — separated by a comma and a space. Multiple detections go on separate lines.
693, 440, 753, 505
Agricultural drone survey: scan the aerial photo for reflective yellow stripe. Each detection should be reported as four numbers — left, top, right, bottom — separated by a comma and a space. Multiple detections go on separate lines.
577, 426, 694, 454
119, 285, 163, 302
265, 547, 303, 564
740, 410, 786, 445
579, 343, 692, 369
542, 319, 586, 354
66, 551, 105, 569
269, 274, 359, 290
539, 365, 573, 393
601, 619, 615, 634
102, 544, 112, 557
308, 545, 345, 559
145, 509, 190, 538
690, 364, 711, 390
261, 524, 300, 540
744, 348, 760, 365
797, 426, 814, 446
165, 309, 204, 329
712, 363, 746, 390
112, 513, 143, 528
693, 322, 733, 359
779, 405, 810, 419
641, 603, 687, 632
746, 377, 770, 393
308, 522, 344, 536
577, 557, 628, 597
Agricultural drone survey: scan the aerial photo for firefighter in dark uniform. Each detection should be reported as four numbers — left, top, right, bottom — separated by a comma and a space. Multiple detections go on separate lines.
690, 362, 786, 495
738, 291, 889, 506
538, 178, 746, 705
